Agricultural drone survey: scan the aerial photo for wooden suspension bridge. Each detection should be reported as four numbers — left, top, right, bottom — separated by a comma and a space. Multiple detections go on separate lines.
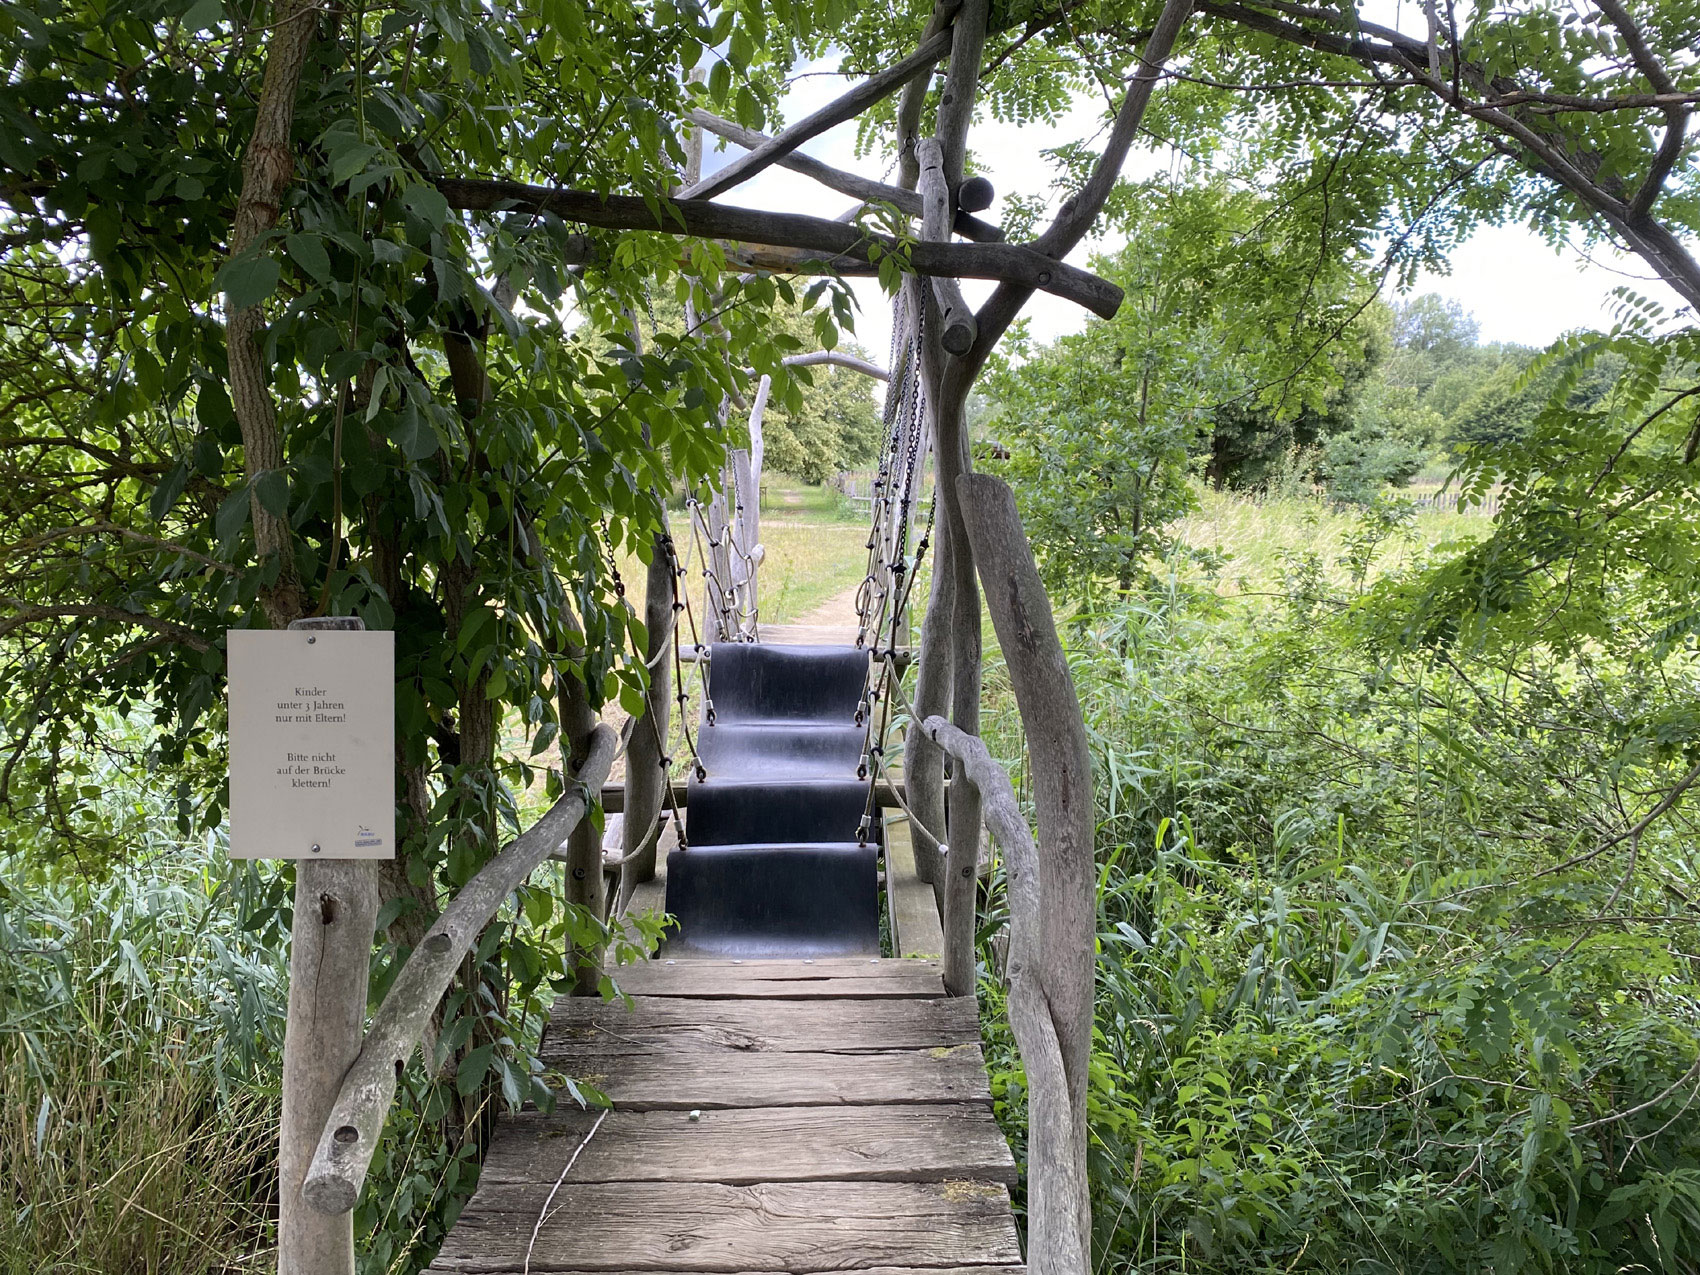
276, 0, 1134, 1267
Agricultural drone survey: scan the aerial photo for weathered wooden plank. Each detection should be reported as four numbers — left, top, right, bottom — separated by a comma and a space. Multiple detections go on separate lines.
427, 1180, 1021, 1273
609, 957, 945, 998
478, 1103, 1015, 1186
885, 814, 944, 959
544, 994, 979, 1057
557, 1043, 989, 1109
430, 1267, 1023, 1275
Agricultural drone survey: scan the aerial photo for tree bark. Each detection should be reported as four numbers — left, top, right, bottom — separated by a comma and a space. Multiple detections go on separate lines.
279, 859, 379, 1275
619, 531, 676, 902
435, 179, 1123, 319
956, 473, 1095, 1263
560, 625, 606, 995
224, 0, 318, 628
679, 28, 954, 201
923, 715, 1088, 1275
689, 111, 1004, 242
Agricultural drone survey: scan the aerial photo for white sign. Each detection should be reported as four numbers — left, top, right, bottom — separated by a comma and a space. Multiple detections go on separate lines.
227, 629, 395, 859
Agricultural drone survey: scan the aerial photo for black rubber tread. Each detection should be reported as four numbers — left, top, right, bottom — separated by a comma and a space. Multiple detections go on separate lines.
685, 778, 869, 847
705, 643, 870, 724
663, 843, 880, 959
696, 721, 866, 780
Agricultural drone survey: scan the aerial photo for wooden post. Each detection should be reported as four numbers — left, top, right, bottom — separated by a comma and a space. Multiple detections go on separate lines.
955, 473, 1096, 1271
727, 446, 759, 638
619, 531, 676, 899
277, 617, 380, 1275
560, 615, 606, 994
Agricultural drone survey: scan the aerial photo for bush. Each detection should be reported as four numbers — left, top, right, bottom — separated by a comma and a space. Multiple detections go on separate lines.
977, 498, 1700, 1273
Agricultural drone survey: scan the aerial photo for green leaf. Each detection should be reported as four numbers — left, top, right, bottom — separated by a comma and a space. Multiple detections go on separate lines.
215, 253, 280, 311
326, 135, 382, 186
456, 1044, 495, 1097
149, 461, 189, 522
214, 484, 251, 543
402, 184, 450, 228
254, 468, 289, 519
183, 0, 224, 30
285, 233, 333, 283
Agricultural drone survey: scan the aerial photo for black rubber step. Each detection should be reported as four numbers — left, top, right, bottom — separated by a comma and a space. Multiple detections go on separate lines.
662, 842, 879, 959
685, 778, 869, 846
696, 721, 865, 780
706, 643, 869, 724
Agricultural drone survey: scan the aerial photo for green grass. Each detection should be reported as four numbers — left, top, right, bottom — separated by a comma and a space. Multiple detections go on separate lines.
1172, 485, 1491, 599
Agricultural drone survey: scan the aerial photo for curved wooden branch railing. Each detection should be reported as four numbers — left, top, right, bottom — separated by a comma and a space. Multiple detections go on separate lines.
301, 724, 618, 1215
923, 717, 1089, 1275
923, 472, 1098, 1275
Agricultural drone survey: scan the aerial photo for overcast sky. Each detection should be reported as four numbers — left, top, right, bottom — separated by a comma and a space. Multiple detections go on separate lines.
698, 35, 1691, 367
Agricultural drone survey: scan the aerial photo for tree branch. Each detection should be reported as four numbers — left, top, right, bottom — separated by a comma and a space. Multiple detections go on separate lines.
0, 598, 213, 651
437, 178, 1123, 317
223, 0, 317, 626
1591, 0, 1686, 219
688, 110, 1004, 241
679, 28, 954, 202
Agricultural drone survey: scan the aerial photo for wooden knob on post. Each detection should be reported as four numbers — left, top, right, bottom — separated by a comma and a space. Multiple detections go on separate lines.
956, 176, 994, 212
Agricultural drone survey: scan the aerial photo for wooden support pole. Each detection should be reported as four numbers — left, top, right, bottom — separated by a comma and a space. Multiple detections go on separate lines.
781, 350, 890, 381
678, 28, 954, 202
619, 529, 675, 901
923, 716, 1087, 1275
689, 111, 1004, 242
436, 180, 1124, 319
279, 859, 378, 1275
276, 616, 380, 1275
915, 139, 977, 356
955, 472, 1095, 1273
302, 727, 618, 1216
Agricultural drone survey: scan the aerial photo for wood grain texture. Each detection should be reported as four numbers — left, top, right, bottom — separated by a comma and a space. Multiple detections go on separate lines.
477, 1104, 1015, 1185
426, 1180, 1021, 1272
430, 1268, 1022, 1275
885, 816, 944, 959
555, 1044, 989, 1109
544, 994, 980, 1057
609, 958, 944, 999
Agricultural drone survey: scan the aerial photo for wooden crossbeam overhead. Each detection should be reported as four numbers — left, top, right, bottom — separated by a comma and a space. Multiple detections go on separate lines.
689, 110, 1005, 243
437, 178, 1124, 317
677, 27, 955, 202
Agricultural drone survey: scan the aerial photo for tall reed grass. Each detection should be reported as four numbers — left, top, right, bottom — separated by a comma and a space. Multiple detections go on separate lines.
0, 857, 289, 1273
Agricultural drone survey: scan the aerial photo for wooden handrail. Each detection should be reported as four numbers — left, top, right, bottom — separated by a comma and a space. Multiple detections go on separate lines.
301, 725, 618, 1215
923, 716, 1089, 1275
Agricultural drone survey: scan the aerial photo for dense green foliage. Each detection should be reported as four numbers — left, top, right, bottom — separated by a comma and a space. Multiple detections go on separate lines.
978, 488, 1700, 1272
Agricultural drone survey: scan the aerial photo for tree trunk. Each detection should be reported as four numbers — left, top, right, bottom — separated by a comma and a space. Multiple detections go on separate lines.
560, 626, 606, 995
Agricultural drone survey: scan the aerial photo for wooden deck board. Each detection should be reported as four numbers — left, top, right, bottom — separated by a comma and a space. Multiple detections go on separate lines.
544, 992, 980, 1056
555, 1043, 990, 1110
609, 957, 944, 998
884, 814, 943, 959
429, 958, 1017, 1274
477, 1104, 1015, 1185
428, 1180, 1021, 1273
